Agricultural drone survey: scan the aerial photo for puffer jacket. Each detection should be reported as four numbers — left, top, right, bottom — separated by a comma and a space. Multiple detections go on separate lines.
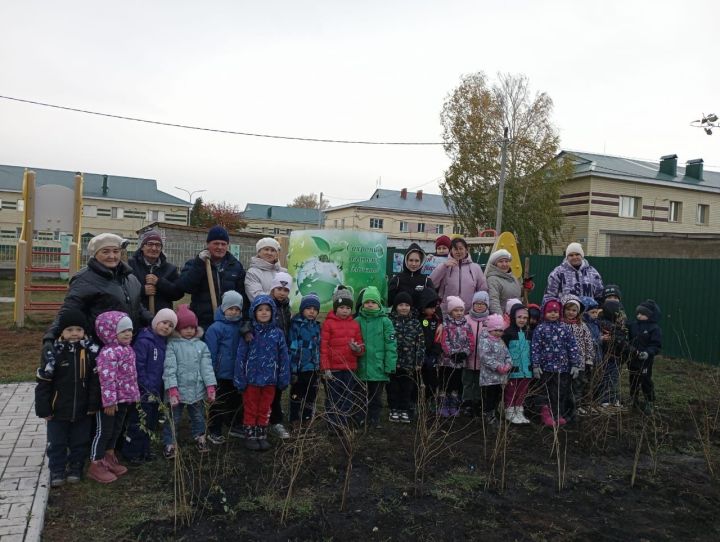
244, 256, 287, 303
205, 307, 243, 380
543, 258, 604, 304
133, 327, 167, 398
356, 305, 398, 382
389, 310, 425, 371
164, 327, 216, 404
583, 313, 603, 365
128, 250, 184, 312
274, 297, 292, 340
320, 310, 364, 371
531, 320, 581, 373
430, 255, 488, 314
234, 295, 290, 390
44, 259, 151, 342
440, 314, 475, 369
35, 339, 100, 420
502, 304, 533, 379
388, 243, 436, 307
628, 300, 662, 369
176, 252, 246, 330
465, 312, 487, 371
485, 262, 522, 316
289, 313, 321, 373
95, 311, 140, 407
477, 330, 512, 386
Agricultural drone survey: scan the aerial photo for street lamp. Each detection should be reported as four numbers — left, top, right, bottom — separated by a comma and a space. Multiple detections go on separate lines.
175, 186, 206, 226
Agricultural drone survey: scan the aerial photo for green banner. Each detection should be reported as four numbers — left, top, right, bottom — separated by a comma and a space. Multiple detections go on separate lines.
287, 230, 388, 312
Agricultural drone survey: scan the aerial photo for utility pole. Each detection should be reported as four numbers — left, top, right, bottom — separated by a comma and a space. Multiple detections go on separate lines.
495, 127, 509, 233
318, 192, 324, 228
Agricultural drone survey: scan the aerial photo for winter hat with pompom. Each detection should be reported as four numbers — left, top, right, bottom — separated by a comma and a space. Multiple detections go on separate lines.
485, 313, 506, 332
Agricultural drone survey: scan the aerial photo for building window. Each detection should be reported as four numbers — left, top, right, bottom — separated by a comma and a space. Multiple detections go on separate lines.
668, 201, 682, 223
334, 219, 338, 228
697, 204, 710, 225
435, 224, 444, 234
399, 221, 409, 232
370, 218, 384, 229
417, 223, 425, 233
273, 227, 280, 234
83, 205, 97, 218
453, 224, 463, 235
286, 228, 293, 234
147, 210, 165, 222
618, 196, 641, 218
111, 207, 124, 219
17, 199, 24, 212
341, 218, 345, 229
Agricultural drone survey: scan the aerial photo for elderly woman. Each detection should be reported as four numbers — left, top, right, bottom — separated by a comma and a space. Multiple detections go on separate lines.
485, 249, 522, 316
128, 229, 183, 314
42, 232, 151, 351
543, 242, 604, 304
387, 243, 435, 307
244, 237, 287, 303
429, 237, 487, 313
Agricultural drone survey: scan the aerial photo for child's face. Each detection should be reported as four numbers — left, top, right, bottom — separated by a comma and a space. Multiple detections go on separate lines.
436, 245, 449, 256
271, 287, 289, 303
396, 303, 411, 316
255, 304, 273, 323
302, 307, 319, 320
61, 325, 85, 343
180, 326, 196, 339
529, 316, 539, 326
489, 329, 504, 338
544, 310, 560, 322
587, 308, 600, 320
564, 305, 579, 320
363, 300, 379, 310
636, 313, 649, 321
473, 301, 488, 313
154, 320, 175, 337
224, 306, 241, 319
335, 305, 352, 318
116, 329, 133, 345
515, 313, 528, 328
422, 306, 436, 317
405, 252, 423, 273
450, 307, 465, 319
605, 295, 620, 303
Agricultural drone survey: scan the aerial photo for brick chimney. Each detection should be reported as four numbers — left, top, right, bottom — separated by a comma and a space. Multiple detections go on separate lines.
659, 154, 677, 177
400, 188, 407, 199
416, 190, 423, 200
685, 159, 704, 181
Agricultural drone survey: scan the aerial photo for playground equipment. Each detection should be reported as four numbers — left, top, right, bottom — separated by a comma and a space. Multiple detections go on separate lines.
13, 170, 83, 326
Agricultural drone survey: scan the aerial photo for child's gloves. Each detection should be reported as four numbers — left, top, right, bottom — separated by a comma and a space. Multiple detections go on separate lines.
570, 366, 581, 379
168, 387, 180, 407
532, 367, 543, 379
637, 351, 649, 361
497, 364, 512, 375
349, 340, 363, 353
206, 385, 216, 403
323, 369, 334, 381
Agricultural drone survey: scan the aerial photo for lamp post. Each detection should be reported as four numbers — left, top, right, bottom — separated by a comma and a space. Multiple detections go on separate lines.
175, 186, 206, 226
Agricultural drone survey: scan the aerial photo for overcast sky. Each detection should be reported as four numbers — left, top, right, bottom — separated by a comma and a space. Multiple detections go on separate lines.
1, 0, 718, 208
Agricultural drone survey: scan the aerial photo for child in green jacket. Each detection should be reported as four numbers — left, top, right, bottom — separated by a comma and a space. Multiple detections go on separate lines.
354, 286, 397, 428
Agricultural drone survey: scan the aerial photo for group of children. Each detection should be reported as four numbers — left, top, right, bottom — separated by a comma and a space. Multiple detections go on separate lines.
36, 264, 662, 488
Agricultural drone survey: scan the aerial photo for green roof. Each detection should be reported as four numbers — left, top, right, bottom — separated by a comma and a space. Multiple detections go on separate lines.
242, 203, 322, 224
0, 164, 190, 206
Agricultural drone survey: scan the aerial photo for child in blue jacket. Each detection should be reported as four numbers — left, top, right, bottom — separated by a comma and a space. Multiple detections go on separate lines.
234, 295, 290, 451
288, 293, 322, 430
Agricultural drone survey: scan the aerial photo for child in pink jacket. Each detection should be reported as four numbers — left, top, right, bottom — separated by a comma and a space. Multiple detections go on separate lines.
89, 311, 140, 484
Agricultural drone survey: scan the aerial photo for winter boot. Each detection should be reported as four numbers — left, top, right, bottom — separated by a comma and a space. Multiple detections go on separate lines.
388, 409, 400, 423
557, 416, 567, 426
104, 451, 128, 476
505, 406, 516, 422
244, 426, 260, 451
483, 411, 499, 429
540, 405, 556, 428
448, 395, 460, 416
460, 401, 474, 417
257, 426, 272, 451
438, 396, 450, 418
87, 459, 117, 484
515, 407, 531, 424
66, 462, 83, 483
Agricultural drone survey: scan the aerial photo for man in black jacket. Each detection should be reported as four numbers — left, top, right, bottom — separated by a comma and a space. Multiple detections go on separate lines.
128, 229, 184, 314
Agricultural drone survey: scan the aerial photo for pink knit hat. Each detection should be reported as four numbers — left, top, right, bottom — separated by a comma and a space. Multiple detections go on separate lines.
175, 304, 198, 330
485, 314, 506, 332
447, 296, 465, 313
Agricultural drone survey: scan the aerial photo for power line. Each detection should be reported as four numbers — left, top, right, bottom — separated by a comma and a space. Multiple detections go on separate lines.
0, 94, 446, 146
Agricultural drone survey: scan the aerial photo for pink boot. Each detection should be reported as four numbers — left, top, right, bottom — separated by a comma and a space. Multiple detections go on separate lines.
540, 405, 556, 428
557, 416, 567, 426
104, 451, 128, 476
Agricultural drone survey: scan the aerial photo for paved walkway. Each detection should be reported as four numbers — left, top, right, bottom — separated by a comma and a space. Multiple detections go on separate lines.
0, 383, 48, 542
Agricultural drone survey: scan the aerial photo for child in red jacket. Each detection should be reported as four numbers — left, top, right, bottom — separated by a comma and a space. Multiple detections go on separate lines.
320, 286, 364, 432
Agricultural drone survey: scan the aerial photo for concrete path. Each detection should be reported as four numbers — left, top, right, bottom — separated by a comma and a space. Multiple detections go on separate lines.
0, 383, 48, 541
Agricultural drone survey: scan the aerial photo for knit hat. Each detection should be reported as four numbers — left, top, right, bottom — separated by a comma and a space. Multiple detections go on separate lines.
300, 293, 321, 313
116, 315, 133, 334
601, 284, 623, 301
485, 314, 506, 332
206, 225, 230, 243
527, 303, 542, 320
561, 294, 583, 313
505, 298, 522, 315
152, 308, 178, 331
270, 272, 293, 291
543, 299, 562, 316
87, 233, 124, 256
393, 291, 413, 309
256, 237, 281, 253
58, 308, 87, 332
361, 286, 383, 307
176, 304, 198, 329
565, 242, 584, 258
332, 286, 354, 310
489, 249, 512, 265
435, 235, 452, 250
220, 290, 243, 313
472, 291, 489, 307
447, 296, 465, 313
636, 300, 660, 320
579, 296, 598, 310
139, 229, 163, 248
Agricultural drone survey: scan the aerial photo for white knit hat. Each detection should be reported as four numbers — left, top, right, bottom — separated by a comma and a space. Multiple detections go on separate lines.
87, 233, 125, 256
488, 249, 512, 265
565, 242, 584, 258
271, 271, 293, 291
256, 237, 281, 253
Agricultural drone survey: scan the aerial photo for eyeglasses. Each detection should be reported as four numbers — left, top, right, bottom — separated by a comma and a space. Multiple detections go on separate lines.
144, 242, 162, 249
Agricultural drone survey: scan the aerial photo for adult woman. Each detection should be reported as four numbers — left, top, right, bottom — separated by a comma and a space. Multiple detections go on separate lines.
387, 243, 435, 307
429, 237, 487, 313
485, 249, 522, 315
543, 242, 604, 304
128, 229, 183, 314
244, 237, 286, 303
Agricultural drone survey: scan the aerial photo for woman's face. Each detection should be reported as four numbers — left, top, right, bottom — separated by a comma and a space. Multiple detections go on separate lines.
258, 246, 278, 264
495, 258, 511, 272
451, 243, 467, 260
567, 252, 583, 267
95, 247, 121, 268
405, 252, 423, 272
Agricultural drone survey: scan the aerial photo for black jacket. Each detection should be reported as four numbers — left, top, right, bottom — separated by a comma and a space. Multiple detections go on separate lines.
388, 243, 435, 307
628, 301, 662, 368
598, 300, 634, 365
35, 339, 101, 420
44, 259, 152, 342
274, 298, 292, 343
128, 250, 184, 312
176, 253, 246, 330
417, 287, 442, 356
